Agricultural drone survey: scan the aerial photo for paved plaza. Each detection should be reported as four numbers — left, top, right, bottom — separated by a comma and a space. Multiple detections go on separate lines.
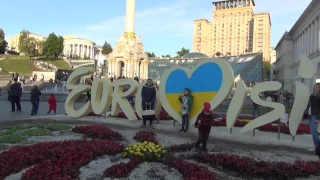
0, 100, 84, 121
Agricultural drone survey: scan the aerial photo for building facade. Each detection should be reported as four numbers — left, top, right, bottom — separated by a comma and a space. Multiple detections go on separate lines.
7, 32, 46, 52
63, 36, 95, 59
274, 0, 320, 93
106, 0, 149, 79
7, 33, 96, 59
193, 0, 271, 62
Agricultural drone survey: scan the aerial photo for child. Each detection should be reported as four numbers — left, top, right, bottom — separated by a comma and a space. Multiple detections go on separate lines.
195, 102, 214, 152
179, 88, 193, 132
47, 93, 57, 114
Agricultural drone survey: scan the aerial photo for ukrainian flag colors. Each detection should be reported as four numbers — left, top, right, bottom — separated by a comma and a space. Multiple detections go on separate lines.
165, 62, 223, 119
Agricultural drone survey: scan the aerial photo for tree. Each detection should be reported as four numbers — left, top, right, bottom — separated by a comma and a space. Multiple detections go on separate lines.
146, 52, 156, 57
215, 52, 221, 57
263, 61, 271, 76
18, 30, 33, 56
176, 47, 190, 57
36, 40, 45, 56
0, 28, 7, 54
44, 33, 64, 57
101, 41, 113, 55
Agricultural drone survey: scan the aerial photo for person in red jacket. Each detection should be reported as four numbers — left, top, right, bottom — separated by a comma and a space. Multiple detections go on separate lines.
47, 93, 57, 114
195, 102, 214, 152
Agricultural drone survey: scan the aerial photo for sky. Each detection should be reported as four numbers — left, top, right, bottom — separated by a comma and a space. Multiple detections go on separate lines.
2, 0, 312, 56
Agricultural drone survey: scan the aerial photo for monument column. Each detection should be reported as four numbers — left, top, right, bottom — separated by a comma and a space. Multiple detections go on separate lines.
124, 0, 136, 39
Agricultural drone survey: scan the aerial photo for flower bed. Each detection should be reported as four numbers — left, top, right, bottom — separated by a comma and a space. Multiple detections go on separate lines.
165, 157, 217, 180
212, 117, 310, 135
104, 156, 142, 178
0, 140, 124, 179
72, 125, 122, 141
134, 130, 158, 144
169, 143, 196, 152
123, 142, 168, 161
193, 153, 320, 179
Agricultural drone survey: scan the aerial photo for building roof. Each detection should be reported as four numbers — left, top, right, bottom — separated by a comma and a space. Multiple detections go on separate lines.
289, 0, 318, 35
148, 53, 263, 82
182, 52, 209, 58
212, 0, 255, 6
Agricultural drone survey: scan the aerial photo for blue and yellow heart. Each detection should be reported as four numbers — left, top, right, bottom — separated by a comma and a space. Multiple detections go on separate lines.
165, 62, 223, 119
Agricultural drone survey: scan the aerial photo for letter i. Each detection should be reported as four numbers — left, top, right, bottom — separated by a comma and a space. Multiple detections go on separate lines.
226, 80, 248, 128
289, 55, 315, 136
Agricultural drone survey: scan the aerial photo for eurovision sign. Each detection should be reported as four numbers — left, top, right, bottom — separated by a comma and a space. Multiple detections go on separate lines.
65, 55, 315, 136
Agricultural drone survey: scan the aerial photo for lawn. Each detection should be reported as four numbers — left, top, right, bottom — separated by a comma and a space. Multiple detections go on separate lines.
0, 55, 70, 74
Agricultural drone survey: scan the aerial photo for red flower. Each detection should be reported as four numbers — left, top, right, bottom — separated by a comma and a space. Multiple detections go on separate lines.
134, 130, 158, 144
104, 156, 141, 178
72, 125, 122, 141
0, 140, 124, 180
194, 153, 320, 179
169, 143, 196, 152
165, 157, 216, 180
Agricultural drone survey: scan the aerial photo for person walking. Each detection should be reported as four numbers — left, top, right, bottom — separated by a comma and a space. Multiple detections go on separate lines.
30, 85, 42, 115
6, 81, 12, 101
304, 83, 320, 152
10, 78, 22, 112
179, 88, 193, 132
195, 102, 214, 152
252, 100, 260, 117
47, 93, 57, 114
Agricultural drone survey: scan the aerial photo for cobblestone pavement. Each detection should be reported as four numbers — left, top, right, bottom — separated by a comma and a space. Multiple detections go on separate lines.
0, 100, 84, 121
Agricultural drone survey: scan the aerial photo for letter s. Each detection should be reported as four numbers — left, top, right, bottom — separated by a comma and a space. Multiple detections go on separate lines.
65, 67, 94, 117
240, 81, 285, 133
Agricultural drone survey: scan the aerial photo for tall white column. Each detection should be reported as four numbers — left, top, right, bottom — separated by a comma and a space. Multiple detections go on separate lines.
125, 0, 136, 33
307, 27, 310, 56
307, 28, 309, 55
311, 23, 314, 54
318, 17, 320, 51
316, 18, 319, 51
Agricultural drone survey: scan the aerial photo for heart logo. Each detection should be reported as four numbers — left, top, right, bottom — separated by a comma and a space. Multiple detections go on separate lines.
159, 59, 234, 125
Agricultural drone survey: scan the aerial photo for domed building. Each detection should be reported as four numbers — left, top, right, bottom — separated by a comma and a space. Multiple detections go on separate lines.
182, 52, 209, 59
63, 36, 95, 59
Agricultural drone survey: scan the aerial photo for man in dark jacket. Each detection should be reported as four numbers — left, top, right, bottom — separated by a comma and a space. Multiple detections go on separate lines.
141, 79, 156, 110
30, 85, 42, 115
195, 102, 214, 152
10, 78, 22, 112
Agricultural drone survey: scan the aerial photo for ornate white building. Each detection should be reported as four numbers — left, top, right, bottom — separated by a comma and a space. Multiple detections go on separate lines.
275, 0, 320, 93
107, 0, 149, 79
63, 36, 95, 59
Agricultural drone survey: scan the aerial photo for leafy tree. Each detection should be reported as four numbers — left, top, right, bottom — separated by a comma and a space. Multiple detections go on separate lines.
44, 33, 64, 57
215, 52, 221, 57
0, 29, 4, 39
18, 30, 32, 55
176, 47, 190, 57
263, 61, 271, 76
146, 52, 156, 57
0, 28, 7, 54
36, 40, 45, 55
101, 41, 113, 55
161, 54, 171, 58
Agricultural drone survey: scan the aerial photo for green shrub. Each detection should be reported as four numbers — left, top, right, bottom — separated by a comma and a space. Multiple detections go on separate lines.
22, 128, 51, 136
0, 135, 27, 143
46, 124, 72, 131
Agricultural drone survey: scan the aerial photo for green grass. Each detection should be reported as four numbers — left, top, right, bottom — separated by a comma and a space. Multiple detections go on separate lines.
0, 57, 39, 74
0, 55, 70, 74
22, 128, 51, 136
45, 124, 72, 131
46, 59, 70, 69
0, 135, 27, 143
